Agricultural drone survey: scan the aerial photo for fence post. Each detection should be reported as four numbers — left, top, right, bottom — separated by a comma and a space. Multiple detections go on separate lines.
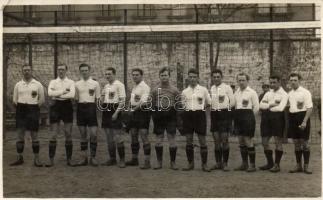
123, 9, 128, 92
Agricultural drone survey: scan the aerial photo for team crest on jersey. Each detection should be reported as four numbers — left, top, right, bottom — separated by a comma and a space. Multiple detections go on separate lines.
242, 99, 249, 107
219, 95, 225, 103
31, 90, 37, 98
297, 101, 304, 109
109, 92, 115, 99
197, 97, 203, 105
89, 88, 95, 96
134, 94, 141, 102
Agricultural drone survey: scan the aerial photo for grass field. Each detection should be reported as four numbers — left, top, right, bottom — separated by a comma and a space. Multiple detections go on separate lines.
3, 126, 321, 198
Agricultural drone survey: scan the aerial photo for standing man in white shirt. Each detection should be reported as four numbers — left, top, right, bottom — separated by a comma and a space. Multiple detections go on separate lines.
125, 68, 152, 169
233, 72, 259, 172
181, 68, 212, 172
10, 65, 45, 167
100, 67, 126, 168
46, 64, 75, 167
75, 63, 101, 166
210, 69, 235, 171
287, 73, 313, 174
259, 75, 288, 172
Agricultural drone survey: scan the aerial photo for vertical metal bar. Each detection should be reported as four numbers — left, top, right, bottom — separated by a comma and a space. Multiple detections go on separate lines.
54, 34, 58, 78
312, 4, 316, 36
209, 39, 213, 70
269, 4, 274, 76
3, 41, 8, 137
54, 11, 58, 78
123, 9, 128, 92
195, 9, 199, 70
28, 34, 32, 66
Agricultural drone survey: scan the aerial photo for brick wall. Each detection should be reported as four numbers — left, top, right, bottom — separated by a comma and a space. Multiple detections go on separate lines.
4, 40, 320, 112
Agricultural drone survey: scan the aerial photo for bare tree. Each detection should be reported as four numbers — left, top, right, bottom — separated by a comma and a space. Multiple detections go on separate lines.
193, 4, 256, 72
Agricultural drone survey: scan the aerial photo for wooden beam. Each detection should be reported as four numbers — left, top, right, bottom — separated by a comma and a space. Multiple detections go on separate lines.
4, 13, 35, 25
3, 0, 322, 6
3, 21, 321, 34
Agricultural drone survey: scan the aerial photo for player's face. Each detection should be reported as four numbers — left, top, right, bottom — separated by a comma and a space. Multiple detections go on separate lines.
212, 73, 222, 86
237, 75, 248, 89
79, 66, 90, 79
57, 65, 67, 79
269, 79, 280, 91
159, 71, 170, 84
132, 71, 142, 84
22, 66, 32, 80
289, 76, 299, 89
188, 73, 198, 86
105, 70, 115, 82
263, 86, 270, 93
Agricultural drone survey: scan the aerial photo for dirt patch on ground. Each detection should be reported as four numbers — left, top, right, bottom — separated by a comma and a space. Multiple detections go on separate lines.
3, 129, 321, 198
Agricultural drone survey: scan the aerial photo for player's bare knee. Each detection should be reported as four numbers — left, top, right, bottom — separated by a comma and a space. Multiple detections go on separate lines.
141, 134, 150, 145
17, 130, 25, 141
155, 135, 163, 147
30, 131, 39, 142
275, 143, 283, 151
114, 135, 123, 144
301, 141, 310, 151
294, 143, 302, 151
244, 137, 253, 148
186, 134, 193, 142
222, 142, 229, 150
116, 141, 124, 148
90, 134, 97, 143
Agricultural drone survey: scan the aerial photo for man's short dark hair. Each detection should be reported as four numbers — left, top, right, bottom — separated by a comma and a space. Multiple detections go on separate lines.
262, 84, 270, 89
22, 65, 32, 70
289, 72, 302, 80
79, 63, 90, 70
269, 75, 281, 81
132, 68, 143, 75
188, 68, 199, 75
211, 69, 223, 77
236, 72, 250, 81
57, 64, 68, 70
106, 67, 116, 75
159, 67, 171, 76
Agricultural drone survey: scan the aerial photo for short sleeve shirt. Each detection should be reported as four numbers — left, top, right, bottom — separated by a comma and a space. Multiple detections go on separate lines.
181, 84, 211, 111
75, 78, 101, 103
288, 86, 313, 113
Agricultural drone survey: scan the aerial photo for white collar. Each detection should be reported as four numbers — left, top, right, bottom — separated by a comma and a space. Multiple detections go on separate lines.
57, 76, 68, 81
238, 86, 251, 92
22, 78, 36, 84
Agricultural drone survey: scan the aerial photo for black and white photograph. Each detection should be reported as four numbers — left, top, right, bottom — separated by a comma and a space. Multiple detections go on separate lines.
1, 0, 322, 198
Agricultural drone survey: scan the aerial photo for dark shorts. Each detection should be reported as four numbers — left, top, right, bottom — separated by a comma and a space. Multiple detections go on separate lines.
77, 103, 98, 127
261, 111, 285, 137
182, 110, 206, 135
101, 103, 123, 129
152, 109, 177, 135
234, 109, 256, 137
128, 108, 151, 130
16, 103, 40, 131
288, 111, 310, 140
49, 100, 73, 124
210, 109, 233, 133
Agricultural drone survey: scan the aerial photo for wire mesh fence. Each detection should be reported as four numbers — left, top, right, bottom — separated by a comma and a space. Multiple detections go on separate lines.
2, 3, 321, 143
3, 29, 321, 143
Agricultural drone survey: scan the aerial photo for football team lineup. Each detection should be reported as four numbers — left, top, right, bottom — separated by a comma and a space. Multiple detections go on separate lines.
9, 63, 315, 175
2, 2, 321, 198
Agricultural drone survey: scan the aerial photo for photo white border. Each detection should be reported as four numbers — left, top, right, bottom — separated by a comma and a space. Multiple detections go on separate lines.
0, 0, 322, 199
